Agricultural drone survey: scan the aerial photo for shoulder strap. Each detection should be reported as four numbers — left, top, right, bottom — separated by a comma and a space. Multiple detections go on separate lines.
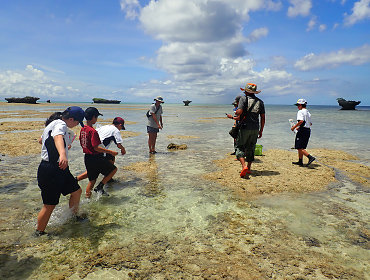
239, 98, 258, 124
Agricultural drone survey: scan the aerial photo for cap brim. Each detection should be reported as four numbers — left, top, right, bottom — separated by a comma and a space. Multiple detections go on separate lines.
79, 121, 84, 127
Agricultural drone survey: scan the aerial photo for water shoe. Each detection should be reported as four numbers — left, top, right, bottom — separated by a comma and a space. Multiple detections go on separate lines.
240, 167, 251, 177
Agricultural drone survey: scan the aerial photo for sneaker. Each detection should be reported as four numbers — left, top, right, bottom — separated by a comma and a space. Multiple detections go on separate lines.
292, 161, 303, 166
230, 151, 236, 155
307, 156, 316, 166
72, 215, 89, 222
33, 230, 50, 237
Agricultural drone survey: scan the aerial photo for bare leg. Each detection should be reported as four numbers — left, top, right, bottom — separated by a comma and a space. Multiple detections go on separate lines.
148, 132, 158, 153
76, 171, 88, 181
101, 168, 117, 184
239, 157, 246, 169
37, 204, 56, 232
69, 188, 82, 215
298, 149, 309, 158
86, 179, 96, 198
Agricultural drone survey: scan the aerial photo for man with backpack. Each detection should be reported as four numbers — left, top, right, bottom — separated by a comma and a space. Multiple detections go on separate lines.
235, 83, 265, 177
147, 96, 164, 154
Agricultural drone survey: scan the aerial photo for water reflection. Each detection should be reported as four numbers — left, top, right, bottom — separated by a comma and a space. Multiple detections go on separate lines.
140, 154, 162, 198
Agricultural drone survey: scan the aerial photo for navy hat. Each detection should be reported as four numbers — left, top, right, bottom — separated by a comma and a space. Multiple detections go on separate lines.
85, 107, 103, 120
66, 106, 85, 127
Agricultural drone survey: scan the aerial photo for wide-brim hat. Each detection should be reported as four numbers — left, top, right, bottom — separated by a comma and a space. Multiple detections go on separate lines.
294, 99, 307, 106
154, 96, 164, 103
240, 83, 261, 94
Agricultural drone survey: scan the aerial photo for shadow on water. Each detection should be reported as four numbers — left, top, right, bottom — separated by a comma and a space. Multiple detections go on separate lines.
0, 182, 29, 193
0, 249, 42, 279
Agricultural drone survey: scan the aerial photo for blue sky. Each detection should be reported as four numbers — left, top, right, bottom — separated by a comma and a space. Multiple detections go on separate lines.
1, 0, 369, 105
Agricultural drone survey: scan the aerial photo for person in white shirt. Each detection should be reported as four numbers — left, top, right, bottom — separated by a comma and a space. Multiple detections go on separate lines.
291, 99, 315, 166
96, 117, 126, 163
35, 106, 85, 237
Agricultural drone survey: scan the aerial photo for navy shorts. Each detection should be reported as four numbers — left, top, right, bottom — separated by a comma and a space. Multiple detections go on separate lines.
295, 127, 311, 149
84, 153, 116, 181
147, 126, 159, 133
37, 161, 81, 205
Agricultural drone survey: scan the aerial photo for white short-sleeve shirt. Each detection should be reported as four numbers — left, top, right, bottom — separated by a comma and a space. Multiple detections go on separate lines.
40, 119, 68, 162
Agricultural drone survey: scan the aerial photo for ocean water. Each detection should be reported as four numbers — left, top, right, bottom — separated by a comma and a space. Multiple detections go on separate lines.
0, 103, 370, 279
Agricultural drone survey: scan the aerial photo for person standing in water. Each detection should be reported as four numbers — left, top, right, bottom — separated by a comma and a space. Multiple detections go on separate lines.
147, 96, 164, 154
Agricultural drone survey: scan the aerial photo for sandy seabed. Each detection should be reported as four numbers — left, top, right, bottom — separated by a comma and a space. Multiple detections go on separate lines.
1, 105, 370, 279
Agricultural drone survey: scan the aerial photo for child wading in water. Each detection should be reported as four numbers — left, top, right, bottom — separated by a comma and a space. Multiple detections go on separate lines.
78, 107, 118, 198
35, 106, 85, 237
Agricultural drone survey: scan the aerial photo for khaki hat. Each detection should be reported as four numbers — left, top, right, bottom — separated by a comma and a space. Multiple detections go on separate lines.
240, 83, 261, 94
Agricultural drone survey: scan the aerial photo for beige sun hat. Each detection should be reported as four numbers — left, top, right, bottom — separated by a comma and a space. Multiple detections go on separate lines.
240, 83, 261, 94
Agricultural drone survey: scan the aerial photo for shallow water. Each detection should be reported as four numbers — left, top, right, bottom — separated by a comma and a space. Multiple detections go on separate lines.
1, 103, 370, 279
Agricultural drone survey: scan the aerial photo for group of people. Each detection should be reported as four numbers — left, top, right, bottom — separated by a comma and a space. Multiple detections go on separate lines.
35, 96, 165, 237
227, 83, 315, 178
34, 87, 316, 236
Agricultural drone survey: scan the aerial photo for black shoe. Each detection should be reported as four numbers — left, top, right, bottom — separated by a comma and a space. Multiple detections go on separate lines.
230, 151, 236, 155
94, 188, 109, 196
307, 156, 316, 166
33, 230, 50, 237
72, 215, 89, 222
292, 161, 303, 166
108, 178, 116, 183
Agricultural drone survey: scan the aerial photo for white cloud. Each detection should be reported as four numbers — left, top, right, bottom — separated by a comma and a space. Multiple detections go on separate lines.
294, 44, 370, 70
139, 0, 242, 43
0, 65, 81, 99
246, 27, 269, 43
343, 0, 370, 26
319, 24, 327, 31
120, 0, 141, 20
306, 16, 316, 31
287, 0, 312, 17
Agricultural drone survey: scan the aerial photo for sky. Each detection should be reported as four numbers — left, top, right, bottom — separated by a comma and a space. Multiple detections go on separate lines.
0, 0, 370, 105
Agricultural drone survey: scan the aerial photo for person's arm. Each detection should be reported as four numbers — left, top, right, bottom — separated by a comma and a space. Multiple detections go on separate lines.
291, 120, 304, 131
116, 143, 126, 155
93, 145, 118, 156
235, 108, 243, 116
227, 114, 240, 121
258, 114, 265, 138
54, 134, 68, 170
